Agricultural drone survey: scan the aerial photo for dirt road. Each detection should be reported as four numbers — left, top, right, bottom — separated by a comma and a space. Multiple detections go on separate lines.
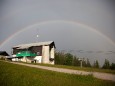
9, 61, 115, 82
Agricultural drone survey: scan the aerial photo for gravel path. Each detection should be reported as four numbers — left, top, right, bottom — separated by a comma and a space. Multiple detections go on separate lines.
9, 62, 115, 82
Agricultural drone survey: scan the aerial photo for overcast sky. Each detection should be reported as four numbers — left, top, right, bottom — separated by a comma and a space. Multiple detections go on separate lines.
0, 0, 115, 65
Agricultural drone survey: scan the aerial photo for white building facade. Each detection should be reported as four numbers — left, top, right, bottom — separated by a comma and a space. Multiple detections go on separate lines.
12, 41, 56, 64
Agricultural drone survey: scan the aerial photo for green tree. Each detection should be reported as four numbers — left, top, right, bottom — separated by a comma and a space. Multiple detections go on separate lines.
110, 63, 115, 70
73, 56, 80, 66
55, 51, 92, 68
102, 59, 110, 69
55, 52, 65, 65
55, 52, 60, 64
93, 60, 99, 68
65, 53, 73, 66
86, 58, 91, 67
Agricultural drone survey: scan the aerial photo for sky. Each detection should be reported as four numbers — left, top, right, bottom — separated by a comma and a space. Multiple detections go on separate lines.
0, 0, 115, 66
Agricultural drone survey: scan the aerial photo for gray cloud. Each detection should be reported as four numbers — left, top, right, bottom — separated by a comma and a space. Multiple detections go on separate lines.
0, 0, 115, 65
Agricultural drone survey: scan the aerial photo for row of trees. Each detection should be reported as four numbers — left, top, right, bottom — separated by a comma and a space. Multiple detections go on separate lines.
54, 52, 115, 70
102, 59, 115, 70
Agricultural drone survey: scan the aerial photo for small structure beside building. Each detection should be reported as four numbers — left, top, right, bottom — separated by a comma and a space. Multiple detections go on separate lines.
0, 51, 10, 60
12, 41, 56, 64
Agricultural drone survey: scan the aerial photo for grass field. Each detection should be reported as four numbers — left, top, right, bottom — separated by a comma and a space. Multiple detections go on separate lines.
19, 61, 115, 74
0, 61, 115, 86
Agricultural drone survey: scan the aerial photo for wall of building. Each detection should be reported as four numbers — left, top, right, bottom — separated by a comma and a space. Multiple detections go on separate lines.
42, 45, 49, 64
34, 56, 42, 63
50, 46, 55, 64
20, 57, 34, 63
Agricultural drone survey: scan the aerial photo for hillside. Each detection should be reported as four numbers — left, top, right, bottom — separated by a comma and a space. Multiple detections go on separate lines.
0, 61, 115, 86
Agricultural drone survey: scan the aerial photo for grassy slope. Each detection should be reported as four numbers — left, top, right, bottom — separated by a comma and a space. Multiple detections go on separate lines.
0, 61, 115, 86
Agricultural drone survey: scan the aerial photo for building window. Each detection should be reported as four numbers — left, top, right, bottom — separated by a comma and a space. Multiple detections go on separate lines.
37, 52, 40, 55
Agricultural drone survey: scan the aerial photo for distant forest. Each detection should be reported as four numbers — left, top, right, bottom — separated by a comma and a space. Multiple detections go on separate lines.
55, 51, 115, 70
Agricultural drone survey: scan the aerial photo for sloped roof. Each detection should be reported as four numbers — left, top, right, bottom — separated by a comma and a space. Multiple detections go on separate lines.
13, 41, 55, 49
0, 51, 9, 56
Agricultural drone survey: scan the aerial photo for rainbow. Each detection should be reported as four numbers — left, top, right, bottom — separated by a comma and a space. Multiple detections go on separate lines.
0, 20, 115, 48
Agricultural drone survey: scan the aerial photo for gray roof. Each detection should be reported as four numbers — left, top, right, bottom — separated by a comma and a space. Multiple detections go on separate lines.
0, 51, 9, 56
13, 41, 55, 49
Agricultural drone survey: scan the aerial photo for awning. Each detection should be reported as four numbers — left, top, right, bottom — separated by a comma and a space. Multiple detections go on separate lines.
16, 51, 37, 57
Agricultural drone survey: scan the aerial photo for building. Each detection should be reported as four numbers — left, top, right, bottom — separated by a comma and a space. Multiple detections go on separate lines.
0, 51, 10, 60
12, 41, 56, 64
0, 51, 9, 56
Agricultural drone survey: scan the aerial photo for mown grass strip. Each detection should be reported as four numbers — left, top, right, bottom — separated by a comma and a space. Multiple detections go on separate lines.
0, 61, 115, 86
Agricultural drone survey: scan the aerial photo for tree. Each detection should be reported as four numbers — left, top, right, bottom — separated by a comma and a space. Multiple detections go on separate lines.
55, 52, 60, 64
55, 51, 66, 65
93, 60, 99, 68
86, 58, 91, 67
102, 59, 110, 69
65, 53, 73, 65
73, 56, 80, 66
110, 63, 115, 70
55, 52, 74, 66
55, 51, 92, 68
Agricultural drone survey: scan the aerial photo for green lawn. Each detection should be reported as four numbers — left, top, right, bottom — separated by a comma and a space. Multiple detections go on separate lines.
0, 61, 115, 86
